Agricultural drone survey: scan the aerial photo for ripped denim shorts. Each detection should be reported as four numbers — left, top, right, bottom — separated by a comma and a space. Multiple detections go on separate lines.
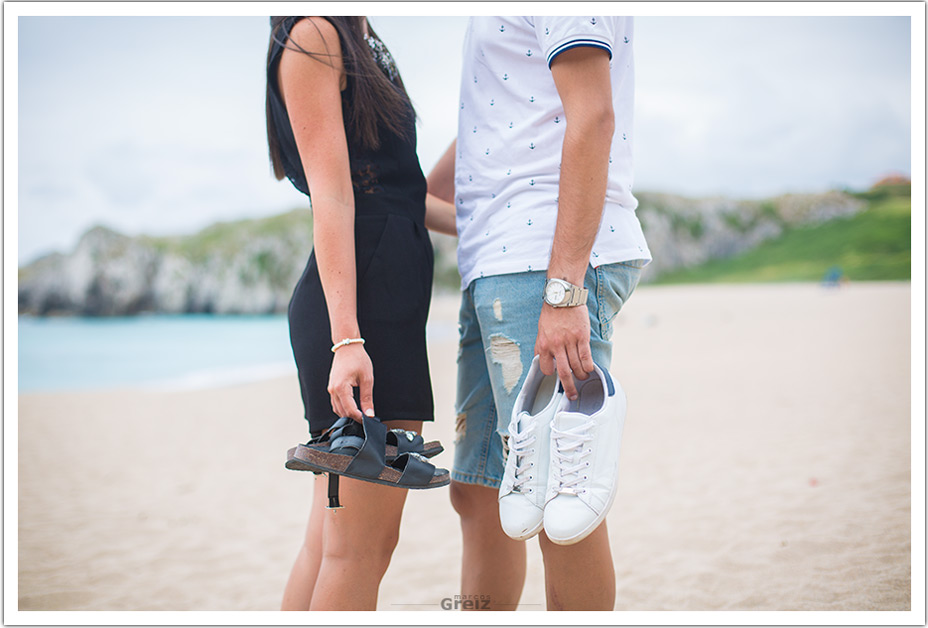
452, 260, 645, 488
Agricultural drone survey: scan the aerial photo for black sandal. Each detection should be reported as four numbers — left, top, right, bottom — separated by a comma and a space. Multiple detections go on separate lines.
284, 415, 449, 507
286, 417, 442, 472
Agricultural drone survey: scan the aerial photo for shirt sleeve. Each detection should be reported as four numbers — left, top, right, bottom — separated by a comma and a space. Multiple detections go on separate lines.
533, 16, 622, 68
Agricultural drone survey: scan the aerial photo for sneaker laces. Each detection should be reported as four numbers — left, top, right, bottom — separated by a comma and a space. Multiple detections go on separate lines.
550, 420, 594, 494
508, 414, 537, 492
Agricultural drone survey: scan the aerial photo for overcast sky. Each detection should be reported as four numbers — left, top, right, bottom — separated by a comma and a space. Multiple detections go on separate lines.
15, 13, 913, 264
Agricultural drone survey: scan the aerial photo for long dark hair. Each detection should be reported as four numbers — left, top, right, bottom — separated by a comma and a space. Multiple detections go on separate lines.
266, 16, 415, 181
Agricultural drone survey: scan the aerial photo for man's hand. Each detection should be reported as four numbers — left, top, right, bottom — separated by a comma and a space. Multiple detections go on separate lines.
535, 305, 595, 400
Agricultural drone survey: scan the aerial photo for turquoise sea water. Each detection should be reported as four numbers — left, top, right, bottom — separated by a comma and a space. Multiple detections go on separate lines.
17, 315, 296, 392
18, 314, 457, 392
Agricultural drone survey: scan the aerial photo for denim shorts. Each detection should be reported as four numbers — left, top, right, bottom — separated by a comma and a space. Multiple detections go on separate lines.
452, 260, 645, 488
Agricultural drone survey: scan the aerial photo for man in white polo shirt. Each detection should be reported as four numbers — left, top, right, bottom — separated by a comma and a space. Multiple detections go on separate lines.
429, 16, 650, 610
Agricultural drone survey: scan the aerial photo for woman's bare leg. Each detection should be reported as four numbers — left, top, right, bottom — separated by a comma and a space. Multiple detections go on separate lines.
281, 474, 327, 610
281, 419, 423, 611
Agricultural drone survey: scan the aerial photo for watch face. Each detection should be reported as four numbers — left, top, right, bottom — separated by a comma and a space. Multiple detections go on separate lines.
545, 281, 566, 304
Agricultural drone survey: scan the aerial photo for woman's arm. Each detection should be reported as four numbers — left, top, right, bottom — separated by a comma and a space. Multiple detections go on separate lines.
278, 17, 374, 421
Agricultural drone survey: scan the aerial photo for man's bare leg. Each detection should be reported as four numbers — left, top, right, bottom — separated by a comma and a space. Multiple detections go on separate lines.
538, 522, 616, 610
450, 481, 527, 610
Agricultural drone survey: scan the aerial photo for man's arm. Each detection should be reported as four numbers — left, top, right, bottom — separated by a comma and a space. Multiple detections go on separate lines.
427, 140, 457, 204
535, 46, 615, 400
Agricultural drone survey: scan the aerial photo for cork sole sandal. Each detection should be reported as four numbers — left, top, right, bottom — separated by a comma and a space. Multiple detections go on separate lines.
286, 418, 442, 471
285, 415, 449, 491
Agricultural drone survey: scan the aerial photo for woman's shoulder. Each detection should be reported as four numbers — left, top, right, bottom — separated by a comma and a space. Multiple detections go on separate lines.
286, 16, 342, 57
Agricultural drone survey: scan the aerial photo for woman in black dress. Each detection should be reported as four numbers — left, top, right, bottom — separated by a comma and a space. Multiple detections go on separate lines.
265, 16, 455, 610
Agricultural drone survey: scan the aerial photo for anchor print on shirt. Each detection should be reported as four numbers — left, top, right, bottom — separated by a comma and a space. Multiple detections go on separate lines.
527, 218, 533, 226
506, 169, 512, 176
503, 73, 509, 81
624, 36, 629, 44
554, 116, 561, 124
545, 27, 549, 35
490, 99, 495, 106
485, 148, 490, 156
499, 25, 505, 33
529, 142, 535, 150
526, 49, 533, 57
509, 122, 514, 129
529, 96, 535, 103
590, 17, 597, 25
529, 179, 536, 186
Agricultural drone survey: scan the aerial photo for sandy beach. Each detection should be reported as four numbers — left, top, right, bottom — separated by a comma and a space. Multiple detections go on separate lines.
17, 282, 913, 613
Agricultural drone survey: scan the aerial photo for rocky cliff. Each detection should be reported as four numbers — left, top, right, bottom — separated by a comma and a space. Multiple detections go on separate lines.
19, 210, 315, 316
18, 191, 865, 316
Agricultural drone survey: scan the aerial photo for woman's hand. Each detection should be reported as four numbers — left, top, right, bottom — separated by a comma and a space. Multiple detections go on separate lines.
327, 344, 375, 421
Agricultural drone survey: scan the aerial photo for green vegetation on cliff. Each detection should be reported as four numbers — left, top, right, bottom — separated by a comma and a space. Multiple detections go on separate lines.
654, 186, 911, 284
144, 209, 314, 263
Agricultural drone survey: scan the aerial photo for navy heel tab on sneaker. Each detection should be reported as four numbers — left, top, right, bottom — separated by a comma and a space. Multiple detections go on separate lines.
595, 362, 616, 397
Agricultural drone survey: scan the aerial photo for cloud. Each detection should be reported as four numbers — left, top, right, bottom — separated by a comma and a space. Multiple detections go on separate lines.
633, 16, 911, 197
15, 15, 914, 263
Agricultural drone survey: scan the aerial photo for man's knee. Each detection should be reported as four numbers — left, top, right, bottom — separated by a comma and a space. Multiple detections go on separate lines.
450, 480, 499, 521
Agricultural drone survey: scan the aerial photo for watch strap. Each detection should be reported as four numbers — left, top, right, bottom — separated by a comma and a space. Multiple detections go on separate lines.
566, 286, 589, 307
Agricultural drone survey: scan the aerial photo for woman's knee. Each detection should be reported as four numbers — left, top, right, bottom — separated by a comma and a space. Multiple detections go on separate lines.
322, 525, 399, 574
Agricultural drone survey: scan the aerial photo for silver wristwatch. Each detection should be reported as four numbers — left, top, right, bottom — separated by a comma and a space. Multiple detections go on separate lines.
543, 278, 588, 308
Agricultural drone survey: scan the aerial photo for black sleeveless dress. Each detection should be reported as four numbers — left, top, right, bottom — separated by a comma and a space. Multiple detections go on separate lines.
267, 17, 434, 436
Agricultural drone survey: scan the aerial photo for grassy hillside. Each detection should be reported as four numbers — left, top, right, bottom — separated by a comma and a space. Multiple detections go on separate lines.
654, 188, 911, 284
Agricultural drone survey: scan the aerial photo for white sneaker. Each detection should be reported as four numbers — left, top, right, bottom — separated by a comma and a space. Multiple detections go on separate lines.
543, 362, 627, 545
498, 356, 562, 541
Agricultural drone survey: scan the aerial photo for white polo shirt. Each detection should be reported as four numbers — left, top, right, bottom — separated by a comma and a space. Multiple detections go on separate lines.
454, 16, 651, 289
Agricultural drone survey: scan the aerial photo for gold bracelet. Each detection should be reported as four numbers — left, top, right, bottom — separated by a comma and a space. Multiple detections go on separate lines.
331, 337, 365, 353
